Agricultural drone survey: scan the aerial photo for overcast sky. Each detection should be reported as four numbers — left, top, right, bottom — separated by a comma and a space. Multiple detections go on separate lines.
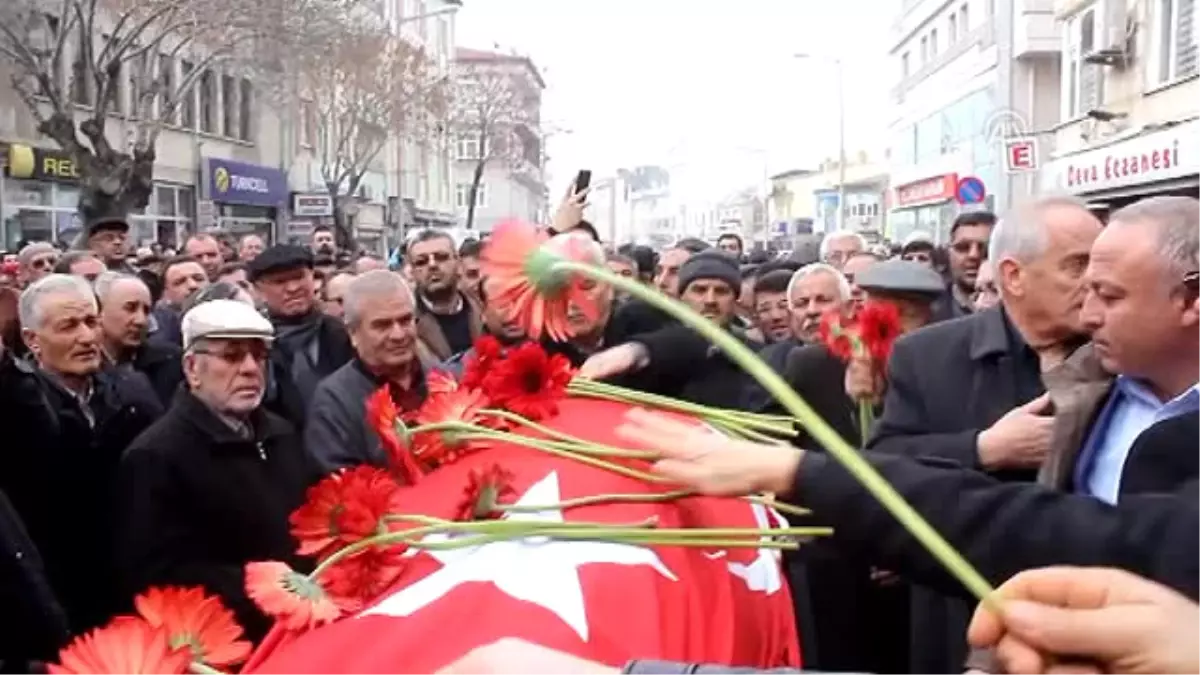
456, 0, 894, 204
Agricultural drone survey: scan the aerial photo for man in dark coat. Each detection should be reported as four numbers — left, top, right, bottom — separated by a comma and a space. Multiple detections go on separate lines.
868, 196, 1103, 672
249, 245, 354, 412
117, 299, 319, 640
0, 274, 163, 636
95, 271, 183, 405
0, 487, 70, 671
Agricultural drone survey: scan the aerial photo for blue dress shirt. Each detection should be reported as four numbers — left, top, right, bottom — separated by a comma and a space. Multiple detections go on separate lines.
1075, 376, 1200, 504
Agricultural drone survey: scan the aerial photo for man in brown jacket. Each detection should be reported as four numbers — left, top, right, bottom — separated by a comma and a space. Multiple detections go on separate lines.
405, 229, 483, 359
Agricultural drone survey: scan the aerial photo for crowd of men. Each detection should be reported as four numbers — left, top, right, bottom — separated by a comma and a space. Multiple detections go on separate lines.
0, 190, 1195, 674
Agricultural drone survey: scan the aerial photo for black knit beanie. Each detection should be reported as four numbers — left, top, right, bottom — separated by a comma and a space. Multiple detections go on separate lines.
677, 249, 742, 298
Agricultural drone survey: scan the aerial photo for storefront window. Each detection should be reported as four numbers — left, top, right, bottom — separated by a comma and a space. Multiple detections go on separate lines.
53, 185, 80, 210
3, 207, 54, 249
6, 180, 53, 208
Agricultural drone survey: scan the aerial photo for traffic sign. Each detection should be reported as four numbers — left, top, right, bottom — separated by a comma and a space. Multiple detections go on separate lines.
955, 176, 987, 205
1004, 138, 1039, 173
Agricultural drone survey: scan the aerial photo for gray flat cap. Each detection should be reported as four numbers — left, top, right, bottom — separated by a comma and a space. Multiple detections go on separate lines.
856, 259, 945, 297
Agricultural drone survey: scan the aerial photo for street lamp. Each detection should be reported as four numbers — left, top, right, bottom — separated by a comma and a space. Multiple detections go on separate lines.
794, 53, 847, 231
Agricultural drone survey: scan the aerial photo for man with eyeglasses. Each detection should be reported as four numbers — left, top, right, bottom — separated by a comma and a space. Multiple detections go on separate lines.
932, 211, 996, 322
16, 242, 60, 288
406, 229, 483, 360
116, 299, 319, 641
818, 231, 867, 271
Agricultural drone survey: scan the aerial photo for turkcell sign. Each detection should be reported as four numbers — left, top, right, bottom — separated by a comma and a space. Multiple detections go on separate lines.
205, 157, 287, 207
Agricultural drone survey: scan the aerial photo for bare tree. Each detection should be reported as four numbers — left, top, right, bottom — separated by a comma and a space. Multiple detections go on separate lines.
0, 0, 352, 226
449, 61, 533, 231
297, 21, 445, 247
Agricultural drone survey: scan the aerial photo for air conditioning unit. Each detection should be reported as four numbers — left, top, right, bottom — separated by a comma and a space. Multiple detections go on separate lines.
1085, 13, 1137, 68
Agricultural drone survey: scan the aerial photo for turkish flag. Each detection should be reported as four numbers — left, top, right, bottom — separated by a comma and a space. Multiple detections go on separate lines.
244, 399, 801, 673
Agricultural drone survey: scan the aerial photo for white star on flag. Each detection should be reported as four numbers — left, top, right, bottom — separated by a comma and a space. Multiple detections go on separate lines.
360, 471, 678, 641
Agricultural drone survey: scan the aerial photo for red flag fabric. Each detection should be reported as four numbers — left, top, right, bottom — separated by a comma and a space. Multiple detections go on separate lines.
244, 398, 801, 673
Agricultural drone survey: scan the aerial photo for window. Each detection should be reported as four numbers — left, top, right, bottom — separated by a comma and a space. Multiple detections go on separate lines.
128, 50, 148, 117
158, 55, 175, 123
199, 70, 216, 133
180, 60, 196, 128
455, 182, 488, 208
930, 28, 939, 55
920, 35, 929, 63
960, 4, 970, 36
222, 74, 237, 137
456, 136, 484, 160
901, 51, 910, 78
1062, 6, 1102, 120
1149, 0, 1199, 86
42, 15, 63, 92
299, 101, 316, 147
239, 78, 253, 141
949, 14, 958, 43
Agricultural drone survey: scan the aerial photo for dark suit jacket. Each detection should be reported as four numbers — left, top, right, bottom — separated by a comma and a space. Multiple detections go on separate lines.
866, 307, 1048, 672
796, 421, 1199, 602
781, 345, 859, 449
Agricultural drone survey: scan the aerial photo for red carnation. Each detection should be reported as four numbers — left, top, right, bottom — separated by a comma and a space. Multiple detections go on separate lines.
481, 342, 574, 421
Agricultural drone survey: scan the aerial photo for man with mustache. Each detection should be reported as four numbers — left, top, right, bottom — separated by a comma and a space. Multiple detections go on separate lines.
0, 274, 162, 649
932, 211, 996, 321
248, 245, 354, 414
94, 272, 182, 406
406, 230, 483, 360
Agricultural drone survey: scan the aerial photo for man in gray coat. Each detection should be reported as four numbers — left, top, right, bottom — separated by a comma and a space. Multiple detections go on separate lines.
304, 270, 438, 476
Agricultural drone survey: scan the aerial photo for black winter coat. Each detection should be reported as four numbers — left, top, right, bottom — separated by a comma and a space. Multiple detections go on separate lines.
0, 357, 163, 634
116, 391, 321, 640
129, 340, 184, 406
0, 487, 70, 670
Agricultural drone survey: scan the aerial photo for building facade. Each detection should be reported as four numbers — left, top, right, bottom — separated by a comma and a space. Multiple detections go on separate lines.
1037, 0, 1199, 213
765, 159, 889, 241
886, 0, 1060, 244
0, 1, 464, 253
452, 47, 546, 234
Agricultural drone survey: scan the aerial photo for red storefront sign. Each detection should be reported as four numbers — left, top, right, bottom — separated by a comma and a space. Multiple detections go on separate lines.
893, 173, 958, 207
1041, 119, 1199, 194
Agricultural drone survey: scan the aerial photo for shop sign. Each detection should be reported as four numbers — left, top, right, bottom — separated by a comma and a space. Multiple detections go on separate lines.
204, 157, 287, 207
1040, 119, 1200, 193
4, 143, 81, 182
893, 173, 958, 208
292, 193, 334, 217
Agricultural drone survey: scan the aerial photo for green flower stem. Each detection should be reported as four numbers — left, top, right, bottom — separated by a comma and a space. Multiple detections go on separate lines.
189, 663, 226, 675
496, 489, 697, 513
555, 259, 997, 604
474, 408, 659, 459
455, 429, 670, 484
569, 381, 795, 435
744, 495, 811, 518
708, 416, 784, 444
412, 532, 806, 551
571, 379, 796, 428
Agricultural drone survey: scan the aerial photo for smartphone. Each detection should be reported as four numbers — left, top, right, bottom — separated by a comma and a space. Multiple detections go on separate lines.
573, 170, 592, 197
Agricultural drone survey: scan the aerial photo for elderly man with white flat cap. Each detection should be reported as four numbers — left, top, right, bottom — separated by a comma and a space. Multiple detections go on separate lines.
116, 299, 320, 641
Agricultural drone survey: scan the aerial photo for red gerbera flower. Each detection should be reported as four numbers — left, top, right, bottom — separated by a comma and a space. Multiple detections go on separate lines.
245, 561, 343, 631
49, 616, 190, 675
365, 385, 424, 484
455, 464, 517, 521
289, 466, 402, 560
481, 342, 574, 421
322, 545, 408, 612
817, 310, 856, 362
857, 300, 903, 369
133, 586, 251, 668
480, 220, 600, 341
410, 387, 490, 468
427, 369, 460, 394
461, 335, 504, 390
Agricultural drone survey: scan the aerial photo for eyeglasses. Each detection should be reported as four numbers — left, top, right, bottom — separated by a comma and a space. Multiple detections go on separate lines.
193, 342, 270, 364
410, 252, 453, 267
951, 240, 988, 256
